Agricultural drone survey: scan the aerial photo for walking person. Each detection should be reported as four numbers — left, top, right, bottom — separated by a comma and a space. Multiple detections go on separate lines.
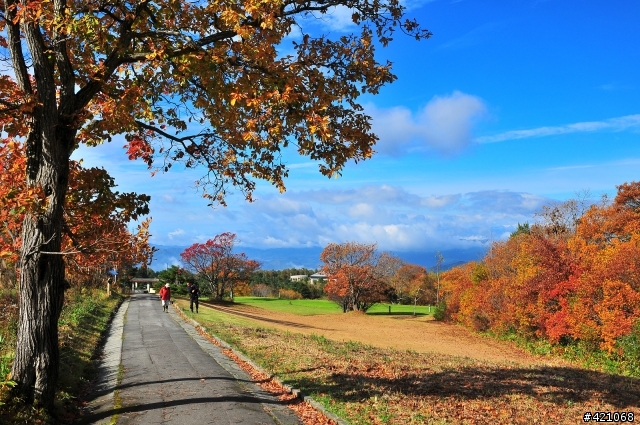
186, 281, 199, 313
159, 283, 171, 312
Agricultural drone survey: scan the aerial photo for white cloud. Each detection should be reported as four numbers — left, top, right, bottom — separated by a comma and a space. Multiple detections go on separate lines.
321, 6, 358, 31
370, 91, 488, 156
420, 92, 488, 153
458, 235, 490, 243
476, 114, 640, 144
420, 194, 461, 208
215, 186, 551, 252
291, 185, 422, 206
348, 203, 376, 218
168, 229, 185, 239
462, 190, 549, 214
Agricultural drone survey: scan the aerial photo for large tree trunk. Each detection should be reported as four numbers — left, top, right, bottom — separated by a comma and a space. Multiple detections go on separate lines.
6, 0, 78, 409
11, 125, 73, 410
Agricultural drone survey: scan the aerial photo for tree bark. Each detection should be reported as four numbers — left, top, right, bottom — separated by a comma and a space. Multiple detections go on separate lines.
11, 125, 72, 409
5, 0, 80, 409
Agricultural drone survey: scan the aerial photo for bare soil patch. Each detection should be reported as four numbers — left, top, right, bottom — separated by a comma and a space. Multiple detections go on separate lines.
201, 301, 565, 366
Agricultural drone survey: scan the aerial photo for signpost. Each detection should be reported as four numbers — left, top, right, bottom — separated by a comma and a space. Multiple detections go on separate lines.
108, 268, 118, 296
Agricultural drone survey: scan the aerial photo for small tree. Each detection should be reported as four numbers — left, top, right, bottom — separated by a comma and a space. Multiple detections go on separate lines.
157, 266, 193, 294
181, 233, 260, 300
435, 251, 444, 304
376, 252, 404, 302
393, 264, 427, 315
321, 242, 389, 312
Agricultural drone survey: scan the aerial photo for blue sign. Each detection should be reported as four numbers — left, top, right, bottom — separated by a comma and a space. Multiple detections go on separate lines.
108, 269, 118, 276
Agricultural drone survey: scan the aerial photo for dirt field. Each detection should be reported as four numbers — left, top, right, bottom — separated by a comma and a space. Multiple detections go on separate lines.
203, 302, 567, 366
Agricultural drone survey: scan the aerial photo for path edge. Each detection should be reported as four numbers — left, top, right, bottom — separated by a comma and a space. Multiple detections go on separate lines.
171, 303, 350, 425
82, 296, 131, 425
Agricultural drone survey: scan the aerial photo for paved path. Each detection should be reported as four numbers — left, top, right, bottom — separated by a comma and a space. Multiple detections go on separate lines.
84, 294, 301, 425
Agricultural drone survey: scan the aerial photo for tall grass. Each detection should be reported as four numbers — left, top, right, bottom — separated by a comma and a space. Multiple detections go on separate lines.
492, 326, 640, 378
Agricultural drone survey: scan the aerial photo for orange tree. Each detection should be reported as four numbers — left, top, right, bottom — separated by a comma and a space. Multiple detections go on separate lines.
63, 161, 154, 286
0, 143, 153, 287
321, 242, 391, 312
0, 0, 429, 408
0, 141, 43, 265
391, 263, 429, 315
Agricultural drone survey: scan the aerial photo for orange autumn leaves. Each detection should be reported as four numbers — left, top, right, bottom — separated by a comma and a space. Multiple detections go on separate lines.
0, 141, 44, 260
0, 142, 153, 281
442, 183, 640, 353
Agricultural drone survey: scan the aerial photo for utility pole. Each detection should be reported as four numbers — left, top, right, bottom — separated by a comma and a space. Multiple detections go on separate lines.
435, 251, 444, 304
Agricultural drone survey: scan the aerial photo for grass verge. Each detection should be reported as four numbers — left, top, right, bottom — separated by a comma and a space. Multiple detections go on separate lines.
109, 363, 125, 425
0, 288, 124, 424
178, 298, 640, 425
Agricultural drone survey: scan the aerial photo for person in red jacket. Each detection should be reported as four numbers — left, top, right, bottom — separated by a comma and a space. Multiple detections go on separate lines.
159, 283, 171, 312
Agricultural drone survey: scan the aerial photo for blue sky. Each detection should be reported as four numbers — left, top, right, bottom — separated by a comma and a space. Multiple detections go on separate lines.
73, 1, 640, 262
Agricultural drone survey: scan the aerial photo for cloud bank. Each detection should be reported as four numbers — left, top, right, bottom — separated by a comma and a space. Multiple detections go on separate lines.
150, 185, 550, 253
369, 91, 488, 156
476, 114, 640, 144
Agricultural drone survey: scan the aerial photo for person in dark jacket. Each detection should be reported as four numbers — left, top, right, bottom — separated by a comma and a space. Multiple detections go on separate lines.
186, 281, 199, 313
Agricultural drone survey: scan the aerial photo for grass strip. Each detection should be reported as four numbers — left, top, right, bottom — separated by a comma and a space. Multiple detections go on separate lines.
179, 298, 640, 425
109, 363, 125, 425
0, 289, 124, 424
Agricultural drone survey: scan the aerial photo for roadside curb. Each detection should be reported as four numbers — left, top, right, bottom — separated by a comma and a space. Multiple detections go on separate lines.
83, 296, 130, 425
172, 304, 350, 425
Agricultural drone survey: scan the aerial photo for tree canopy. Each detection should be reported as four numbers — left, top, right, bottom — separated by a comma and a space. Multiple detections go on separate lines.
321, 241, 393, 312
442, 182, 640, 354
181, 232, 260, 299
0, 0, 429, 409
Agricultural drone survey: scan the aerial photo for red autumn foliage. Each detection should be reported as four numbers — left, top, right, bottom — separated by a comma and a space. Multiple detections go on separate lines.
442, 182, 640, 353
180, 232, 260, 300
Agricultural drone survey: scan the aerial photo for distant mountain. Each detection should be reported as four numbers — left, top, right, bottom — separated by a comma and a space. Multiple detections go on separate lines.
391, 247, 487, 271
150, 245, 325, 271
149, 244, 487, 272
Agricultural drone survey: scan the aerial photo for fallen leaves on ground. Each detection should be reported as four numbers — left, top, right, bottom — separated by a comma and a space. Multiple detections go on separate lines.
176, 302, 640, 425
175, 305, 338, 425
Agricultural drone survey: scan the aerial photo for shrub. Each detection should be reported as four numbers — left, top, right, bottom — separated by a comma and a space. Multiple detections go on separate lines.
617, 319, 640, 376
251, 283, 273, 297
279, 288, 302, 300
433, 301, 447, 321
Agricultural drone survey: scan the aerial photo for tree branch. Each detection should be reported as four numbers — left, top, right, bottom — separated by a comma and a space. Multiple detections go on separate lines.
135, 120, 215, 143
3, 0, 32, 94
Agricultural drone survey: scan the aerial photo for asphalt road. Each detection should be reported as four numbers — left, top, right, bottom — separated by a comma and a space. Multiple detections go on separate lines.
83, 294, 301, 425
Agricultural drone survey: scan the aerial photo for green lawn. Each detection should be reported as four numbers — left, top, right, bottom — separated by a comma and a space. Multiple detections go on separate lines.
233, 297, 434, 316
233, 297, 342, 315
367, 303, 434, 316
